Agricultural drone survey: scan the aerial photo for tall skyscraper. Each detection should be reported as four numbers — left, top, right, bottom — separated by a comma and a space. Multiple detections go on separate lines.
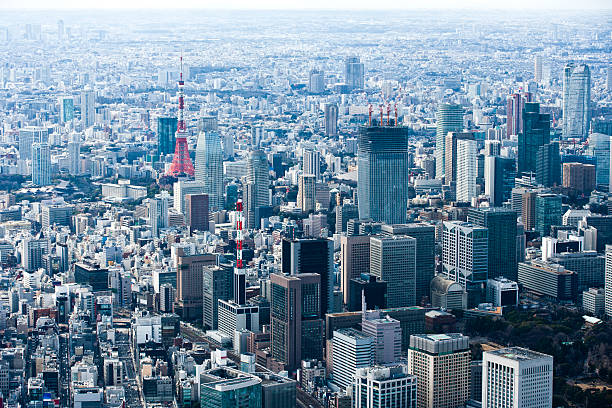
324, 103, 338, 136
32, 143, 51, 186
59, 96, 74, 124
156, 117, 178, 158
536, 142, 561, 187
445, 131, 475, 185
535, 194, 562, 237
308, 69, 325, 93
148, 191, 170, 237
195, 131, 224, 210
586, 133, 611, 191
468, 208, 518, 281
380, 223, 435, 305
435, 104, 463, 178
18, 126, 48, 160
357, 125, 409, 224
282, 238, 334, 314
507, 92, 532, 136
340, 234, 371, 306
68, 138, 81, 176
518, 102, 550, 175
485, 156, 516, 207
456, 138, 478, 202
335, 202, 358, 234
362, 308, 401, 364
331, 328, 374, 391
270, 273, 323, 371
482, 347, 553, 408
297, 174, 316, 213
534, 55, 543, 82
302, 149, 321, 181
247, 149, 269, 208
353, 364, 417, 408
168, 56, 195, 177
408, 333, 470, 408
605, 245, 612, 318
173, 180, 205, 214
175, 250, 216, 320
80, 88, 95, 128
344, 56, 364, 90
563, 63, 591, 140
185, 194, 209, 233
370, 235, 416, 308
202, 264, 233, 330
442, 221, 488, 304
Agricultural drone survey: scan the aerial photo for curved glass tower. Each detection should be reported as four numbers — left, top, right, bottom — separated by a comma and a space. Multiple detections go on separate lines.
195, 131, 224, 211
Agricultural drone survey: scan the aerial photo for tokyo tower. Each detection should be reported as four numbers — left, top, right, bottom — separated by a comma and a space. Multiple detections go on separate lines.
167, 55, 195, 177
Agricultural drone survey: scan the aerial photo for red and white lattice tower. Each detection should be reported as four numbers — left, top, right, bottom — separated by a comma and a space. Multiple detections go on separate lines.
167, 55, 195, 177
236, 199, 244, 269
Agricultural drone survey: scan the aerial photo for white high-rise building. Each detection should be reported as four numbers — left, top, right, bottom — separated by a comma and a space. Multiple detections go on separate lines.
370, 235, 416, 308
297, 174, 316, 212
303, 149, 321, 181
456, 138, 477, 202
331, 328, 374, 392
562, 63, 591, 140
195, 131, 224, 211
32, 142, 51, 186
246, 149, 269, 207
18, 126, 48, 160
605, 245, 612, 318
534, 55, 543, 83
81, 88, 95, 128
361, 309, 401, 364
442, 221, 489, 289
149, 191, 171, 237
482, 347, 553, 408
68, 134, 81, 175
408, 333, 470, 408
353, 364, 417, 408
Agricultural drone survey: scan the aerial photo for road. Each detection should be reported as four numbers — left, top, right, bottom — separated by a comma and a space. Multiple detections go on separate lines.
179, 322, 324, 408
116, 329, 145, 408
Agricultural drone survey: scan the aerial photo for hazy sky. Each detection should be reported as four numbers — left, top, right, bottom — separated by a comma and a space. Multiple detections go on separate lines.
1, 0, 610, 10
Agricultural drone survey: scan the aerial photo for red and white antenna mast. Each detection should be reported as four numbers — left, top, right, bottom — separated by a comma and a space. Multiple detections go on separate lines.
236, 199, 244, 269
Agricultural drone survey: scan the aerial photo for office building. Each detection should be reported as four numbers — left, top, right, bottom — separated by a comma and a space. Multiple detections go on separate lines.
536, 142, 561, 187
148, 191, 170, 237
331, 328, 374, 391
303, 149, 321, 181
270, 273, 323, 371
362, 308, 401, 364
217, 299, 259, 339
81, 88, 95, 128
357, 125, 409, 224
324, 103, 339, 136
185, 194, 209, 233
68, 139, 80, 176
435, 104, 463, 178
348, 274, 386, 312
563, 162, 595, 194
32, 143, 51, 186
442, 221, 488, 304
534, 55, 543, 82
486, 277, 519, 307
297, 174, 316, 212
381, 223, 436, 304
468, 208, 518, 281
485, 155, 516, 207
157, 117, 178, 158
430, 275, 467, 310
520, 190, 537, 231
563, 63, 591, 140
74, 262, 108, 292
159, 283, 174, 313
605, 245, 612, 318
370, 235, 416, 308
518, 261, 577, 301
59, 96, 74, 123
19, 126, 48, 160
308, 69, 325, 93
195, 131, 224, 211
340, 234, 371, 306
353, 364, 417, 408
407, 333, 470, 408
582, 288, 605, 316
456, 138, 478, 202
247, 149, 270, 208
482, 347, 553, 408
73, 385, 103, 408
444, 131, 474, 185
344, 56, 364, 90
282, 238, 334, 314
586, 132, 610, 190
175, 251, 217, 320
335, 203, 359, 234
507, 92, 532, 137
535, 194, 562, 237
199, 367, 262, 408
22, 237, 49, 272
202, 264, 234, 330
173, 180, 205, 215
254, 372, 297, 408
41, 203, 72, 230
547, 251, 604, 290
518, 102, 550, 175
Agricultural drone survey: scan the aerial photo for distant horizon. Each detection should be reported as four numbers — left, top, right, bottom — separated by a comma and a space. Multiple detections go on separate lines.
1, 0, 611, 11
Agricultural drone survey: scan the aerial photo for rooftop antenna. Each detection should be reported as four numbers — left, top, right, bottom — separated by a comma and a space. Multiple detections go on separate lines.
386, 103, 391, 126
368, 104, 373, 126
394, 103, 398, 126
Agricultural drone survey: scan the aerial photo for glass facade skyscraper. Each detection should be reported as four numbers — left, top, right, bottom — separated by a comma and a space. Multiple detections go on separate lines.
157, 116, 177, 159
32, 142, 51, 186
535, 194, 562, 237
195, 131, 224, 210
357, 125, 409, 225
435, 103, 463, 179
563, 63, 591, 140
518, 102, 550, 175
